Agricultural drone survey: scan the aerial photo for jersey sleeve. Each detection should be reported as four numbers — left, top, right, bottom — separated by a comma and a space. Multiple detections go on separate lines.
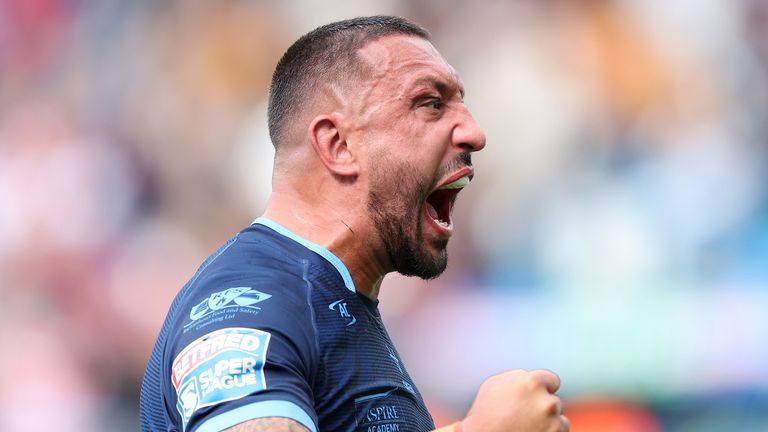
167, 272, 319, 432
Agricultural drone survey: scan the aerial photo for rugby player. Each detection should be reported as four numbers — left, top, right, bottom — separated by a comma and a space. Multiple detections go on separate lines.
140, 15, 568, 432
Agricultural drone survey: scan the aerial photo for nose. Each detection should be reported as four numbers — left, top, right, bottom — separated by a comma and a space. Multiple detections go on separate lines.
453, 106, 486, 153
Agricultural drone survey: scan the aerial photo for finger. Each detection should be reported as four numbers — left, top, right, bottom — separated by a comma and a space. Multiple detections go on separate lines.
531, 369, 561, 393
551, 397, 563, 416
560, 415, 570, 432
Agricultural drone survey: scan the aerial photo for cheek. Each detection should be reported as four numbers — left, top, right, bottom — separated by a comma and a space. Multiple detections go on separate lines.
365, 124, 445, 187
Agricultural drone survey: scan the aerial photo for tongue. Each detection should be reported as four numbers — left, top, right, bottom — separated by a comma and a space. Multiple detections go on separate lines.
425, 202, 439, 220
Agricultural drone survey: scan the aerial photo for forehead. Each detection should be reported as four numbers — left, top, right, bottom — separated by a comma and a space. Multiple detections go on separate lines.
356, 35, 462, 96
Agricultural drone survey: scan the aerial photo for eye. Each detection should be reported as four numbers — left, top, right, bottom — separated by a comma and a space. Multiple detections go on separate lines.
422, 98, 444, 111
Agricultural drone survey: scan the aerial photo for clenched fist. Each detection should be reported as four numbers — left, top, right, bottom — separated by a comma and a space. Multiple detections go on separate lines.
438, 369, 569, 432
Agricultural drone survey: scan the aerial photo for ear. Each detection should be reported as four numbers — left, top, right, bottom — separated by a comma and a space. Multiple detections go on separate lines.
308, 113, 359, 177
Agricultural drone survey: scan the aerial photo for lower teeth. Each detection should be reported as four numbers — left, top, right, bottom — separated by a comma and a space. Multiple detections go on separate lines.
436, 219, 449, 227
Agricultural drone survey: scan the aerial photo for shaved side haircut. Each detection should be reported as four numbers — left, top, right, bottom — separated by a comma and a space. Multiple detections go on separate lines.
267, 15, 430, 149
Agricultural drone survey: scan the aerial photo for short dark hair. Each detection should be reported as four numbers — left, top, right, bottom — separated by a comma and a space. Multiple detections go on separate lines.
267, 16, 430, 149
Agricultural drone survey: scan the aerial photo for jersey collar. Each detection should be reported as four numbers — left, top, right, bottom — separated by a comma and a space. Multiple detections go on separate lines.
253, 217, 357, 293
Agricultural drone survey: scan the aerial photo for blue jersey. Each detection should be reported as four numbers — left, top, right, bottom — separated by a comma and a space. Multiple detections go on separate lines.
140, 217, 435, 432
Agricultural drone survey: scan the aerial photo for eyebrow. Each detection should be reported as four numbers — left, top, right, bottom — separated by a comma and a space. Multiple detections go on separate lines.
409, 76, 465, 99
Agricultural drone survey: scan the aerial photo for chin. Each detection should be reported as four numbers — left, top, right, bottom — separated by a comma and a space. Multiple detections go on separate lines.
392, 243, 448, 280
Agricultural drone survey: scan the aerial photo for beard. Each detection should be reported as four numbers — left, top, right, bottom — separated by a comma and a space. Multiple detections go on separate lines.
367, 153, 471, 280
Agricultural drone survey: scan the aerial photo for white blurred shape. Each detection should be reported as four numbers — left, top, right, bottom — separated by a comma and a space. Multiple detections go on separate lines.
230, 102, 275, 215
0, 101, 136, 256
535, 181, 665, 295
107, 216, 206, 362
0, 317, 99, 432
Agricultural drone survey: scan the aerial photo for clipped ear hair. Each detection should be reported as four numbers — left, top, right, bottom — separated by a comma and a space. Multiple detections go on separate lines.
308, 113, 359, 177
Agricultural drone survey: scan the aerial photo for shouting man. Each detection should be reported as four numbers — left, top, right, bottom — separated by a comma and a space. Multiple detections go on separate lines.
140, 15, 568, 432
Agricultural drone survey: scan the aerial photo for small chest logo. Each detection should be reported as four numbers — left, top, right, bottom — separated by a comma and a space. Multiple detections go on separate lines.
329, 299, 357, 326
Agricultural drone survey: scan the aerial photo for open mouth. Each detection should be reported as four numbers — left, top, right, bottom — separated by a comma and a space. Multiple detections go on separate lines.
424, 174, 471, 231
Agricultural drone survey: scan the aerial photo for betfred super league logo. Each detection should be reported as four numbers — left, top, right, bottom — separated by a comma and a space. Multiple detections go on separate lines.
172, 327, 271, 430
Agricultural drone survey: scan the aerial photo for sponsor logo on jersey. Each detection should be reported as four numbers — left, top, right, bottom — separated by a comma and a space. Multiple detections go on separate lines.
355, 390, 404, 432
172, 327, 270, 430
329, 299, 356, 326
364, 404, 401, 432
185, 287, 272, 328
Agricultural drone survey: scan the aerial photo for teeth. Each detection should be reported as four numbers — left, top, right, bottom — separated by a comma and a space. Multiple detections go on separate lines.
436, 219, 449, 227
438, 175, 470, 190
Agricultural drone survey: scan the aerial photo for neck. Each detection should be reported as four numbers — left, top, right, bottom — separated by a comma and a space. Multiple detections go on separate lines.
262, 190, 390, 300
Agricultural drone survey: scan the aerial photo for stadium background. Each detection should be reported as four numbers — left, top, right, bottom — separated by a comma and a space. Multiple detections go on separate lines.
1, 0, 768, 430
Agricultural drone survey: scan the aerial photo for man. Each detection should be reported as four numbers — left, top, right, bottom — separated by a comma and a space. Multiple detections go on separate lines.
140, 16, 569, 432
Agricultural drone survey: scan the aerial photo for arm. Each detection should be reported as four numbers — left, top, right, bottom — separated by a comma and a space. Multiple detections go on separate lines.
173, 274, 319, 431
223, 417, 310, 432
433, 369, 570, 432
221, 371, 568, 432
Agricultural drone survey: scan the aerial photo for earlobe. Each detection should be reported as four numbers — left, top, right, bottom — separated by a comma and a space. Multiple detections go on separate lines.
308, 114, 359, 177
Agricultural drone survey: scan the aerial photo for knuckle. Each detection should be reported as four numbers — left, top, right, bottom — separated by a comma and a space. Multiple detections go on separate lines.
544, 396, 561, 415
529, 369, 550, 384
524, 371, 546, 390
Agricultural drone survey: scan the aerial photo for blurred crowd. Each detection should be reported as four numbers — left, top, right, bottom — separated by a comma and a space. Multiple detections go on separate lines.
1, 0, 767, 430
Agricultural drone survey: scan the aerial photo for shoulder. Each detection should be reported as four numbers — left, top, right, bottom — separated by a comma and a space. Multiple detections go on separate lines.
190, 224, 315, 308
166, 233, 322, 432
167, 225, 322, 357
202, 224, 313, 282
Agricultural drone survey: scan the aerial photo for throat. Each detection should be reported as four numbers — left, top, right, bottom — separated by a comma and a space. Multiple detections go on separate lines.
425, 189, 455, 224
